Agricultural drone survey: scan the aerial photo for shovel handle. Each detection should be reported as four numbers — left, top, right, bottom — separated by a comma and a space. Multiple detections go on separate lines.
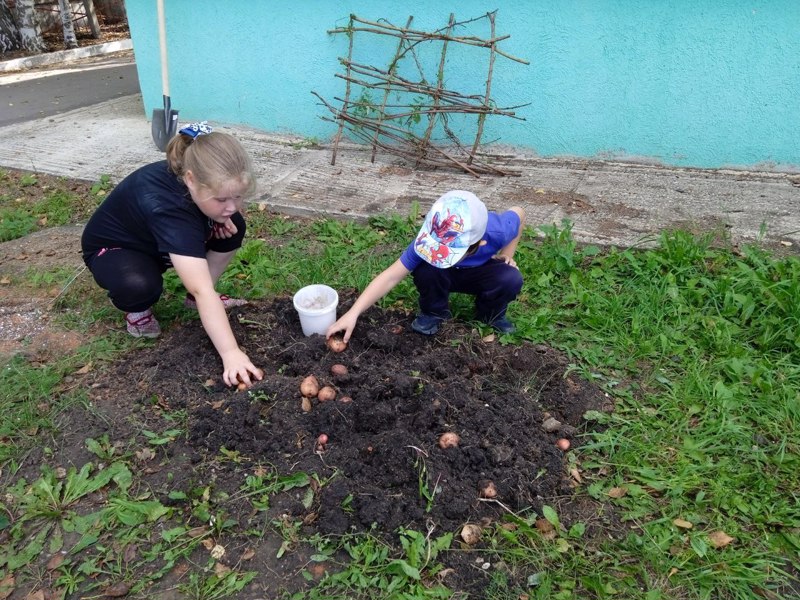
157, 0, 169, 97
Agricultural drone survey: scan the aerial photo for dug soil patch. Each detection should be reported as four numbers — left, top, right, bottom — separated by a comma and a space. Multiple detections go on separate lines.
81, 292, 610, 596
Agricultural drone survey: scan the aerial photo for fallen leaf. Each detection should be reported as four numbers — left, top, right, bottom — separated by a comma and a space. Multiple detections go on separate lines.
253, 466, 268, 477
201, 539, 215, 550
0, 574, 14, 600
482, 333, 496, 343
708, 530, 734, 548
46, 553, 66, 570
534, 518, 557, 540
535, 189, 545, 194
213, 562, 231, 576
241, 548, 255, 560
436, 568, 455, 582
75, 362, 93, 375
309, 563, 327, 579
780, 241, 793, 247
135, 447, 155, 461
673, 518, 693, 529
569, 468, 582, 484
187, 526, 209, 538
25, 590, 45, 600
607, 486, 628, 498
102, 582, 131, 597
123, 544, 138, 563
211, 400, 225, 410
0, 277, 10, 285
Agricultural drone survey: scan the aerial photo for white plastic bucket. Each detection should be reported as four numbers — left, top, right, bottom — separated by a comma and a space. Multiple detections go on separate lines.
293, 284, 339, 336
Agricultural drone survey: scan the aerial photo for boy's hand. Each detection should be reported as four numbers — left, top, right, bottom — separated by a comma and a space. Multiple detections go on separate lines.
495, 254, 518, 269
327, 312, 358, 343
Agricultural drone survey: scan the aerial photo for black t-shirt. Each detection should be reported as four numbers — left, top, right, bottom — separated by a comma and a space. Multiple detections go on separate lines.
81, 161, 212, 260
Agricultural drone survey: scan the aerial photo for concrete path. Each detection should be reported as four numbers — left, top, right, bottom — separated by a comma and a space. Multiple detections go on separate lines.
1, 49, 798, 252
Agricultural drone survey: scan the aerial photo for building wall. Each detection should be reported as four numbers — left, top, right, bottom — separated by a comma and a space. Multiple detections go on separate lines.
126, 1, 800, 170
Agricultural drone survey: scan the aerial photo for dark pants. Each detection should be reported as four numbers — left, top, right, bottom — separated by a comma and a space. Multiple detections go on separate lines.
412, 258, 523, 322
84, 213, 245, 313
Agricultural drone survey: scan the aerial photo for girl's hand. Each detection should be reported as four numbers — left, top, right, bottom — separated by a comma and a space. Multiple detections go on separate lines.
212, 218, 238, 239
221, 348, 263, 388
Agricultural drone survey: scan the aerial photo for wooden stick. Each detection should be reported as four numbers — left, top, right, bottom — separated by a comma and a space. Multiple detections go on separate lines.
330, 15, 356, 165
468, 11, 496, 165
417, 13, 454, 168
371, 16, 414, 163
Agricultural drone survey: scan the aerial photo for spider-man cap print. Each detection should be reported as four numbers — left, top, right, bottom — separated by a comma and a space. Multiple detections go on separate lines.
413, 190, 488, 268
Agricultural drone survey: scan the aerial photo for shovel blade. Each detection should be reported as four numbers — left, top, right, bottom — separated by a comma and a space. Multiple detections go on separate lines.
151, 108, 179, 152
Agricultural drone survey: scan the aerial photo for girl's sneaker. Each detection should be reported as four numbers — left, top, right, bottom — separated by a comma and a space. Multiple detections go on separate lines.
184, 293, 247, 310
125, 309, 161, 338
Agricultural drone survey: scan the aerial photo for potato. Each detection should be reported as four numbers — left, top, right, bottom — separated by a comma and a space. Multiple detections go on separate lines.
317, 386, 337, 402
438, 432, 460, 449
300, 375, 319, 398
236, 382, 248, 392
330, 364, 348, 377
326, 336, 348, 353
317, 433, 329, 445
478, 480, 498, 498
460, 523, 482, 545
556, 438, 571, 451
338, 395, 353, 403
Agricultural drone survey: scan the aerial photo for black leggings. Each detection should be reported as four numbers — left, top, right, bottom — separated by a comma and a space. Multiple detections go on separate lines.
84, 214, 246, 312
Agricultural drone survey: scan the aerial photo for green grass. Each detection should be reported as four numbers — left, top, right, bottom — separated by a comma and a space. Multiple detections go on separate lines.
0, 185, 798, 599
0, 169, 110, 242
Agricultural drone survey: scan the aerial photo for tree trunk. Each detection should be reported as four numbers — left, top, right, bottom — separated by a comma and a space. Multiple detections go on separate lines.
94, 0, 127, 24
0, 2, 21, 54
14, 0, 47, 54
58, 0, 79, 49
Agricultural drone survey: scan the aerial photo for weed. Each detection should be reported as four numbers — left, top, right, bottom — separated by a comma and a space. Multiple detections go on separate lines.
409, 446, 440, 512
179, 570, 257, 600
297, 526, 453, 599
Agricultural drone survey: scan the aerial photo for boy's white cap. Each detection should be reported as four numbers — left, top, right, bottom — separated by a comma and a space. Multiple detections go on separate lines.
413, 190, 488, 268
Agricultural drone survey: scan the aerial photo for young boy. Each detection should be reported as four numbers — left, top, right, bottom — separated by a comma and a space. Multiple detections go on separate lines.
326, 190, 525, 341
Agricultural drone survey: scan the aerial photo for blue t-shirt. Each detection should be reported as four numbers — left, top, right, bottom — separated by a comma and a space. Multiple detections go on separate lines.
81, 161, 212, 260
399, 210, 521, 271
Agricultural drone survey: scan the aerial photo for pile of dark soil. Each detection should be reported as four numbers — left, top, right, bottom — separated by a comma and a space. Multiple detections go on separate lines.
81, 291, 611, 595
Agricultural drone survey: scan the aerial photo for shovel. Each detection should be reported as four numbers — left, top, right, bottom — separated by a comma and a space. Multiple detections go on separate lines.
151, 0, 178, 151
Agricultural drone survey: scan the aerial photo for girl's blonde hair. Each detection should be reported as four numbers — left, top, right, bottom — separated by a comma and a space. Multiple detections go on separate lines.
166, 131, 257, 197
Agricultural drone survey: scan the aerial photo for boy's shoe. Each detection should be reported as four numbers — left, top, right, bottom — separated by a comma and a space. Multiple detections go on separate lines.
487, 316, 516, 334
184, 293, 248, 310
412, 313, 446, 335
125, 309, 161, 338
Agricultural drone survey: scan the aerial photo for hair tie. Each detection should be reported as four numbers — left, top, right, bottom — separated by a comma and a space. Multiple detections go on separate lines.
179, 121, 213, 139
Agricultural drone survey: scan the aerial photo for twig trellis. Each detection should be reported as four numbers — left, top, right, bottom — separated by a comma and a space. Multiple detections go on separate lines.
313, 12, 529, 177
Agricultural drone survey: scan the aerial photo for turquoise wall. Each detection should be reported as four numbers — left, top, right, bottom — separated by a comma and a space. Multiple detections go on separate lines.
126, 1, 800, 170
